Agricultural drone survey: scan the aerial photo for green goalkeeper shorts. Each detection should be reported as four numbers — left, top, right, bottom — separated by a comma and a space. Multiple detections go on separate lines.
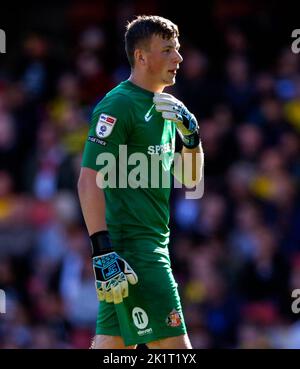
95, 239, 187, 346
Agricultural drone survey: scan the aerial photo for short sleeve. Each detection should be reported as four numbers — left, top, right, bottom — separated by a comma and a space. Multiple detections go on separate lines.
81, 93, 132, 171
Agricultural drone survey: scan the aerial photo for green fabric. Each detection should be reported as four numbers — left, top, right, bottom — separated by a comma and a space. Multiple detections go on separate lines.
82, 80, 176, 247
82, 80, 184, 345
95, 241, 186, 346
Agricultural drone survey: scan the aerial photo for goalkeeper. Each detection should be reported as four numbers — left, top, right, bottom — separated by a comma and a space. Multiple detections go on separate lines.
78, 15, 204, 349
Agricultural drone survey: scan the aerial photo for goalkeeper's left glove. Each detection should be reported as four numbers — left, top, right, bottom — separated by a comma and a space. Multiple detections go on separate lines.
153, 92, 200, 149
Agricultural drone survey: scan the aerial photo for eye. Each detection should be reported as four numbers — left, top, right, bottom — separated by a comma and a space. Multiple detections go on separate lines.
163, 48, 171, 53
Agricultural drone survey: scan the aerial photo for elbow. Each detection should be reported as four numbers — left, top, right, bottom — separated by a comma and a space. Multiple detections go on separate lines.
77, 170, 92, 195
77, 168, 102, 195
77, 173, 85, 196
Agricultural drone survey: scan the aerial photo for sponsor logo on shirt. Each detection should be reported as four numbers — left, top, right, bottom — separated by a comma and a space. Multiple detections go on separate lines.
96, 113, 117, 138
137, 328, 153, 336
132, 306, 152, 336
147, 142, 175, 155
88, 136, 107, 146
144, 104, 155, 122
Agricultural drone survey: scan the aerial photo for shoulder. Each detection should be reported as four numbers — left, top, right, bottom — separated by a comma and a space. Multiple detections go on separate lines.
94, 82, 135, 112
92, 92, 133, 120
90, 82, 137, 130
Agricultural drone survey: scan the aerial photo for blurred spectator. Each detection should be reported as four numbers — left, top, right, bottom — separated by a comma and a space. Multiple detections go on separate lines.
176, 47, 218, 118
275, 49, 299, 101
237, 226, 290, 315
23, 124, 77, 198
223, 54, 255, 120
76, 51, 113, 105
14, 34, 61, 102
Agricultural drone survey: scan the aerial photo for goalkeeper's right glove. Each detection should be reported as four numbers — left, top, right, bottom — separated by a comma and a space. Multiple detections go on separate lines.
153, 92, 200, 149
90, 231, 138, 304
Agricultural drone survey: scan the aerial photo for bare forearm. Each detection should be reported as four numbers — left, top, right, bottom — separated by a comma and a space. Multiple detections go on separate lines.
173, 143, 204, 187
77, 168, 107, 236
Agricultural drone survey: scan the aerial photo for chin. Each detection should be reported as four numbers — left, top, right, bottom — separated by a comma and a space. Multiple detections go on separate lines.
163, 78, 176, 86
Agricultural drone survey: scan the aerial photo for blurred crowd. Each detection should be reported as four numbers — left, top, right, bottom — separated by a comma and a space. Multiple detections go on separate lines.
0, 1, 300, 348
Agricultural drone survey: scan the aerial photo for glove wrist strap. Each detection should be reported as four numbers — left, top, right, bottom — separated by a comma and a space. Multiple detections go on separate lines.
182, 131, 200, 149
90, 231, 113, 257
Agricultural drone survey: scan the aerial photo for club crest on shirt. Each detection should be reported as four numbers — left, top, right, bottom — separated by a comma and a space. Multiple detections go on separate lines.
96, 113, 117, 138
166, 309, 182, 327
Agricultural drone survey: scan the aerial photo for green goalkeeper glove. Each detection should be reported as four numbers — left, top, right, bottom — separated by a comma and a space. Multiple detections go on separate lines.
153, 92, 200, 149
90, 231, 138, 304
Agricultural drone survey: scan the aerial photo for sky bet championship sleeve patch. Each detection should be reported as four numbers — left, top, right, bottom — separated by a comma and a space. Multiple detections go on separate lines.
96, 113, 117, 138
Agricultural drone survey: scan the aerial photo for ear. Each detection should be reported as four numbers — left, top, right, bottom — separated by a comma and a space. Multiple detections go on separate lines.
134, 49, 146, 66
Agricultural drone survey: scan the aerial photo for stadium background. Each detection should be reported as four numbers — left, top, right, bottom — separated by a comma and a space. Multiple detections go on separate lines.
0, 0, 300, 348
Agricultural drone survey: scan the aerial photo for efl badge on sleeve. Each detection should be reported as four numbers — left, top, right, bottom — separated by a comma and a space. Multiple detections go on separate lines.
96, 113, 117, 138
166, 309, 182, 327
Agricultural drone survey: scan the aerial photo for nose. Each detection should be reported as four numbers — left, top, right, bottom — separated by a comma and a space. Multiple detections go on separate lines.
175, 49, 183, 64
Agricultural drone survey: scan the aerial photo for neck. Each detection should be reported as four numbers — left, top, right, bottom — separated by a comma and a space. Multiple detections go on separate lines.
128, 71, 165, 93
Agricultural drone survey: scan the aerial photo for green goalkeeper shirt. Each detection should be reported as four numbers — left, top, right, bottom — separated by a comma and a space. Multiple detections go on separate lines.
82, 80, 176, 247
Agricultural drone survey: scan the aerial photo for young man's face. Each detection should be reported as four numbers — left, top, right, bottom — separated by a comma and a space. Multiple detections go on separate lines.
143, 34, 183, 87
